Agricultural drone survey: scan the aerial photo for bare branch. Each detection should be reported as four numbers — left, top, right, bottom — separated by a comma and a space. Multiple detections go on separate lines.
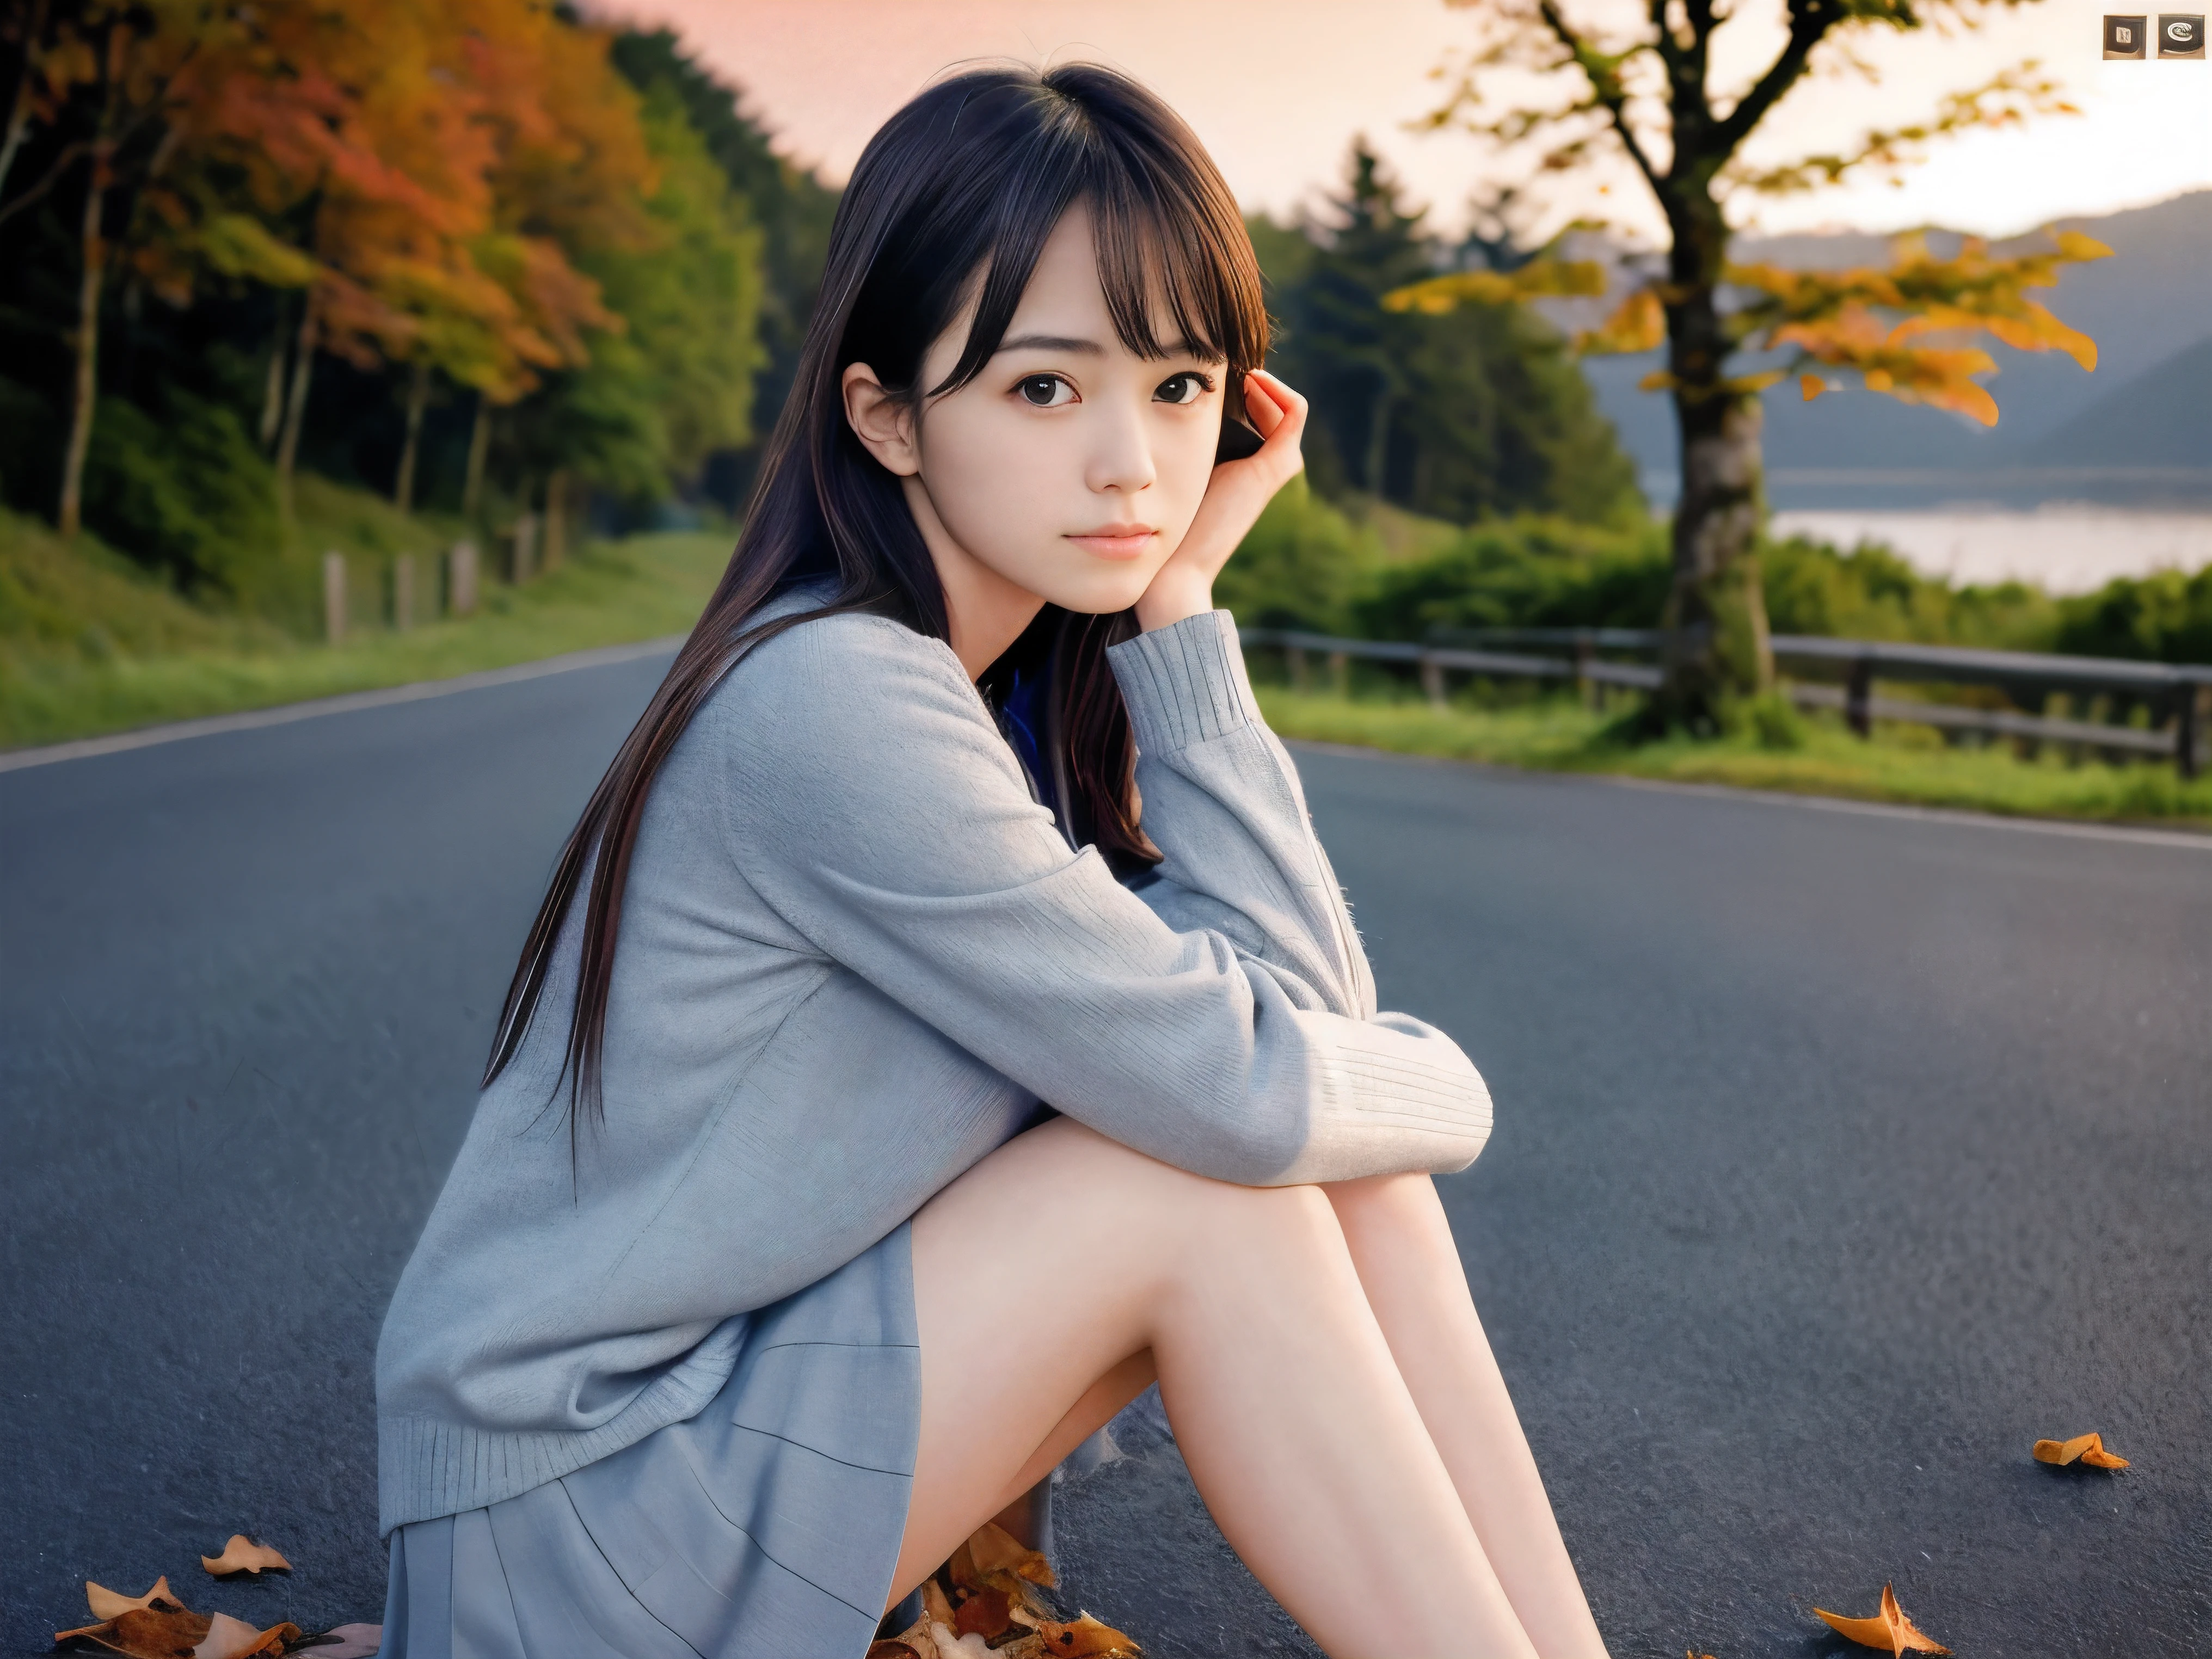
0, 135, 87, 228
1726, 59, 2075, 195
1714, 0, 1840, 153
1535, 0, 1668, 198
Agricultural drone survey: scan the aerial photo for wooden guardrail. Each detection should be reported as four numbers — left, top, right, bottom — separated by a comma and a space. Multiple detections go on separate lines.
1240, 625, 2211, 778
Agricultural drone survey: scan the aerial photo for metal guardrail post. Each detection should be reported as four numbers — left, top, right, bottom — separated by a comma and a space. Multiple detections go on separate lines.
1845, 653, 1873, 739
322, 550, 346, 644
393, 554, 416, 632
1287, 644, 1310, 691
1328, 650, 1349, 697
2180, 684, 2204, 781
1572, 633, 1594, 708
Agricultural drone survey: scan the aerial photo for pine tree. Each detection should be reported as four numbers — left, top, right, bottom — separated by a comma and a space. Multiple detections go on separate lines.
1268, 141, 1638, 526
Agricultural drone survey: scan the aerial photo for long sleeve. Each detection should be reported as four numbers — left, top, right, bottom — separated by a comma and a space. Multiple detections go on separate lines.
706, 609, 1490, 1187
1107, 611, 1375, 1021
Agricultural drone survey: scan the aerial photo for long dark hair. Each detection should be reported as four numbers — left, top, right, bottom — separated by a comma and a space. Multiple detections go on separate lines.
482, 63, 1269, 1132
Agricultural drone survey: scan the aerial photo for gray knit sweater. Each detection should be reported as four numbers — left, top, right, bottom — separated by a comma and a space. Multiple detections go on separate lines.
374, 596, 1493, 1535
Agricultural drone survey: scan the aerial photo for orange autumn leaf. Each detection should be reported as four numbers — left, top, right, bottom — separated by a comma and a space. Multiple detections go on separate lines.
1031, 1613, 1141, 1657
954, 1586, 1014, 1642
192, 1613, 302, 1659
968, 1520, 1056, 1588
1814, 1582, 1950, 1656
84, 1579, 189, 1621
2034, 1431, 2130, 1469
56, 1603, 211, 1656
200, 1535, 291, 1576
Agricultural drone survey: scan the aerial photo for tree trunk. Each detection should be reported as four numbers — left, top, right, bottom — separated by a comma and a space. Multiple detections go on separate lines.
56, 138, 109, 538
1365, 384, 1392, 500
394, 359, 429, 513
259, 303, 289, 450
544, 467, 568, 568
274, 290, 318, 523
1651, 195, 1774, 732
0, 0, 50, 205
462, 391, 490, 519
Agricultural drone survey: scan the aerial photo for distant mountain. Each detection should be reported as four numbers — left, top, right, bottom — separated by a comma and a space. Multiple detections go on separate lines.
1577, 190, 2212, 509
2024, 336, 2212, 469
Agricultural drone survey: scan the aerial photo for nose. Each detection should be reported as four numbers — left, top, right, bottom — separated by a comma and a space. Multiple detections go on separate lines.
1084, 396, 1156, 498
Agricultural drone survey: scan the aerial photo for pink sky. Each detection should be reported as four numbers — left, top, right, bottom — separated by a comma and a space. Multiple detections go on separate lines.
589, 0, 2211, 238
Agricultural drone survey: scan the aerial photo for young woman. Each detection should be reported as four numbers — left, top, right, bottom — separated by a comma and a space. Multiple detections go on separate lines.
374, 63, 1607, 1659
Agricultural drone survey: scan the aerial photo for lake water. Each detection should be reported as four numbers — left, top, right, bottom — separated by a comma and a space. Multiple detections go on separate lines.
1766, 508, 2212, 594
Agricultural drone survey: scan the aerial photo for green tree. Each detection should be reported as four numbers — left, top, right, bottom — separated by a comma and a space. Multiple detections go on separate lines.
1263, 140, 1638, 527
514, 83, 764, 512
609, 29, 837, 502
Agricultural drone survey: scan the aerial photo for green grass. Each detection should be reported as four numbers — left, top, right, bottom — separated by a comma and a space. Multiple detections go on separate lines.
1257, 687, 2212, 830
1, 505, 732, 750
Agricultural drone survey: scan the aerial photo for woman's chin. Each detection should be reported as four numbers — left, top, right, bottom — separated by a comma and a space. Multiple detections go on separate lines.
1032, 567, 1165, 618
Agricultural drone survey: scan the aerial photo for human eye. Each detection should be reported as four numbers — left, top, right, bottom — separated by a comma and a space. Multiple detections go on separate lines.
1015, 373, 1077, 408
1153, 370, 1214, 406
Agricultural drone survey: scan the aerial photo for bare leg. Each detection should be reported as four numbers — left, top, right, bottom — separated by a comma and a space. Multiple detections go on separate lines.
893, 1116, 1538, 1659
1325, 1173, 1609, 1658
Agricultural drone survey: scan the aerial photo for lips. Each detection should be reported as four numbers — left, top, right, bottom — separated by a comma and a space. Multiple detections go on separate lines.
1065, 524, 1159, 560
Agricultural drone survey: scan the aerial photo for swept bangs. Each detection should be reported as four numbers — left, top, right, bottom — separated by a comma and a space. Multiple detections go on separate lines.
913, 65, 1270, 398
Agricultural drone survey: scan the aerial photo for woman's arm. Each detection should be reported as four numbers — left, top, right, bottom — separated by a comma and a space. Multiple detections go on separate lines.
708, 611, 1488, 1188
1109, 610, 1375, 1022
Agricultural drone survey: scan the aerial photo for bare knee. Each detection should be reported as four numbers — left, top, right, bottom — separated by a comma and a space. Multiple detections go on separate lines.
1324, 1170, 1442, 1232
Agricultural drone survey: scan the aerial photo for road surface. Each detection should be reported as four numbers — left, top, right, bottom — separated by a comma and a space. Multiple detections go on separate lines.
3, 651, 2206, 1657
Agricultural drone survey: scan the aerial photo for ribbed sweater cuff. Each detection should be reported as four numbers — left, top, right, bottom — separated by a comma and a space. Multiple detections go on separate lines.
1107, 610, 1257, 754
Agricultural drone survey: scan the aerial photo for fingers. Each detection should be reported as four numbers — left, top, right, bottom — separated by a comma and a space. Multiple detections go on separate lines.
1242, 368, 1307, 444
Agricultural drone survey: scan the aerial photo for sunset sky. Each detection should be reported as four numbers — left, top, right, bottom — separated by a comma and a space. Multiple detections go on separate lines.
591, 0, 2211, 241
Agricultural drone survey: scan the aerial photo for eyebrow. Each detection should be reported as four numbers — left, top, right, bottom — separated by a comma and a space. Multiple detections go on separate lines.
992, 333, 1200, 358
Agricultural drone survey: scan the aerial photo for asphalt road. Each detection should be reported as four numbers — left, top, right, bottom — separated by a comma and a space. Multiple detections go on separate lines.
3, 652, 2207, 1658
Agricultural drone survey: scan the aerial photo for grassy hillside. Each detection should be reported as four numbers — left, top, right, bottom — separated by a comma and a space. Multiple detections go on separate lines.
1, 496, 733, 749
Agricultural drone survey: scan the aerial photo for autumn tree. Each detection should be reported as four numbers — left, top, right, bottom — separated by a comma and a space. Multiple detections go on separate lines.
0, 0, 238, 537
507, 79, 764, 530
1393, 0, 2109, 730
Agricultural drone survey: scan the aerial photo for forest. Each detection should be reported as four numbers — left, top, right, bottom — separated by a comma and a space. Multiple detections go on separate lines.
1, 0, 2204, 751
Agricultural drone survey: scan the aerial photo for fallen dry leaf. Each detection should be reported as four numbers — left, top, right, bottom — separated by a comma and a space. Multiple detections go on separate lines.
2033, 1431, 2130, 1470
56, 1603, 212, 1657
1030, 1613, 1141, 1657
83, 1580, 189, 1621
1814, 1582, 1950, 1656
953, 1585, 1014, 1642
967, 1521, 1056, 1589
920, 1578, 958, 1630
294, 1625, 383, 1658
191, 1612, 298, 1659
199, 1537, 290, 1577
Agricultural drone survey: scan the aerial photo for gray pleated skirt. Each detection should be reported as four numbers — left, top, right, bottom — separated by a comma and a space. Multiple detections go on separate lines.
379, 1224, 920, 1659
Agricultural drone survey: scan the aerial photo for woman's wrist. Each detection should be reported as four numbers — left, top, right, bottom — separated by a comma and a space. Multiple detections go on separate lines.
1134, 569, 1215, 633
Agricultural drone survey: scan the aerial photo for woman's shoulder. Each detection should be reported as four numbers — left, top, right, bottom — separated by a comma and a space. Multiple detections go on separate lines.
691, 585, 1000, 777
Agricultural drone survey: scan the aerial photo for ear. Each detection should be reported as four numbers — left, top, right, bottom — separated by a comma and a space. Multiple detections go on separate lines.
841, 362, 920, 477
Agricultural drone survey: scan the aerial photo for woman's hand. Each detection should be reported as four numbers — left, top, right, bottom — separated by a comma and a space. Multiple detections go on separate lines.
1134, 368, 1308, 633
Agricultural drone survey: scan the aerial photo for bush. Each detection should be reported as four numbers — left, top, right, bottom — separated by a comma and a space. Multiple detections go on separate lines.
83, 389, 284, 604
2054, 566, 2212, 665
1759, 534, 2055, 650
1724, 689, 1809, 751
1213, 478, 1378, 634
1352, 516, 1670, 639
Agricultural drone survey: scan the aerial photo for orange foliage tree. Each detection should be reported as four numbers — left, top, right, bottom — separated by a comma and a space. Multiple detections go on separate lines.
1391, 0, 2109, 729
9, 0, 656, 533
